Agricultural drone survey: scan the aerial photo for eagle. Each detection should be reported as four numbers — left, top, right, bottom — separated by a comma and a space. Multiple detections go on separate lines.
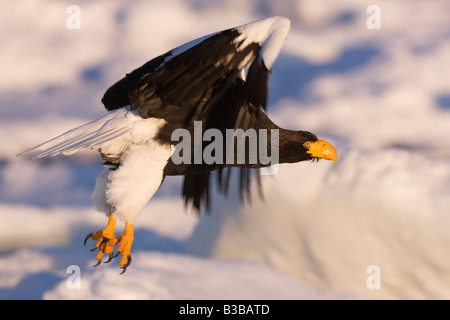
20, 17, 337, 273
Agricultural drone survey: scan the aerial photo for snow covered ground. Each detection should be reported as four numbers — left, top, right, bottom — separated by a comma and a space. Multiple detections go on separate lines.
1, 0, 450, 300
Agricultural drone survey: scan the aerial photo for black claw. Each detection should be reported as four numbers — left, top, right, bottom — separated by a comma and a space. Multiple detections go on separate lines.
90, 247, 98, 252
104, 253, 113, 264
92, 259, 102, 267
119, 255, 132, 275
113, 251, 120, 258
100, 238, 109, 246
84, 233, 94, 246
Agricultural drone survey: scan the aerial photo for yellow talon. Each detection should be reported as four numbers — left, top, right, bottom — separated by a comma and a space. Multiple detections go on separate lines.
84, 214, 116, 265
84, 215, 134, 273
86, 214, 116, 244
116, 223, 134, 273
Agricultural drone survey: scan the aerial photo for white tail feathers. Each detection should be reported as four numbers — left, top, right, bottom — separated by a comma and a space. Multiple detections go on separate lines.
19, 108, 136, 160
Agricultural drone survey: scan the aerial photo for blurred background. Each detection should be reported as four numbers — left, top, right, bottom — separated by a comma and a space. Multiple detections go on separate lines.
1, 0, 450, 299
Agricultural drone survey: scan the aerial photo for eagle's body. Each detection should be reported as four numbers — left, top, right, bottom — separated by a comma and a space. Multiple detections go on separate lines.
21, 17, 336, 272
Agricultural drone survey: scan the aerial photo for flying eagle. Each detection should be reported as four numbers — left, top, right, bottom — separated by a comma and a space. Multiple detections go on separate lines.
20, 17, 337, 273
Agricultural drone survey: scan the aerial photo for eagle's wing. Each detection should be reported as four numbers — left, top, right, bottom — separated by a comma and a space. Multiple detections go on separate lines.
102, 17, 291, 212
102, 17, 289, 128
18, 108, 137, 160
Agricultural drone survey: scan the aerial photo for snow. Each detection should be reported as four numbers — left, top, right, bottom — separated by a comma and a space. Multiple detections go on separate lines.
2, 0, 450, 300
44, 252, 348, 300
189, 148, 450, 299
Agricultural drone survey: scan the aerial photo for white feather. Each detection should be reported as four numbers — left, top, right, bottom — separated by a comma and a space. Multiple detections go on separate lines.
21, 105, 173, 222
20, 107, 137, 160
92, 170, 110, 216
104, 142, 174, 223
236, 16, 290, 70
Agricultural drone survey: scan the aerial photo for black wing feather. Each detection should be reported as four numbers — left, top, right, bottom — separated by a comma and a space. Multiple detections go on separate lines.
101, 52, 171, 111
178, 59, 271, 213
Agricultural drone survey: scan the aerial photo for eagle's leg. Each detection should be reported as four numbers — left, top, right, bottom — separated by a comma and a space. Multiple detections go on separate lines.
84, 210, 117, 265
113, 222, 134, 274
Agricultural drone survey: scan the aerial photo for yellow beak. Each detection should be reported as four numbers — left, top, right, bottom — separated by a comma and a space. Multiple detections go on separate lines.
304, 139, 337, 165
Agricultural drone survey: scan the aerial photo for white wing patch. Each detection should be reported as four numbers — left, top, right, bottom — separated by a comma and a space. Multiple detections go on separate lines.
236, 16, 290, 70
19, 107, 165, 160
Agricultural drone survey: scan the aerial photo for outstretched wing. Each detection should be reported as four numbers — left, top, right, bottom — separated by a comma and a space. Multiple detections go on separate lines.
101, 17, 290, 212
102, 17, 289, 129
19, 108, 137, 160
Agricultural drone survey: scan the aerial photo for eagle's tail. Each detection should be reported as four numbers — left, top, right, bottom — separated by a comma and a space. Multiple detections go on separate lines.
19, 107, 135, 160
